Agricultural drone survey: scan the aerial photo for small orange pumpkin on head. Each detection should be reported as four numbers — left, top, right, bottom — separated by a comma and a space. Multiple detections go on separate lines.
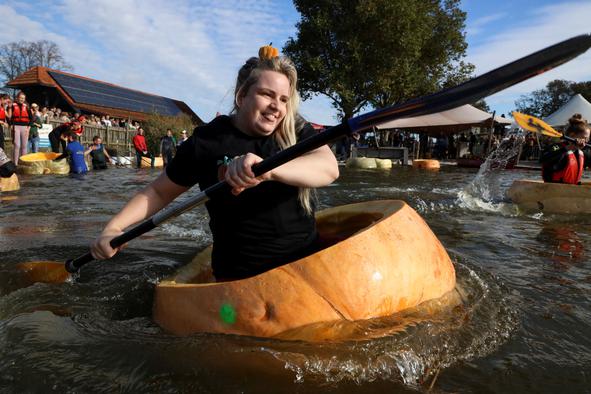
258, 43, 279, 60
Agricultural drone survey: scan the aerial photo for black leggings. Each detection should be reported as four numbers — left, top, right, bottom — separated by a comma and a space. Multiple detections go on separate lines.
49, 131, 66, 153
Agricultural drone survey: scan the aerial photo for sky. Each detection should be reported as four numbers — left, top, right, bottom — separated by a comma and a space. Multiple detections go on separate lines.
1, 0, 590, 125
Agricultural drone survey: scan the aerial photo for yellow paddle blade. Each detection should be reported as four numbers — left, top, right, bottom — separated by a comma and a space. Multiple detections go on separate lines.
16, 261, 71, 284
512, 111, 563, 138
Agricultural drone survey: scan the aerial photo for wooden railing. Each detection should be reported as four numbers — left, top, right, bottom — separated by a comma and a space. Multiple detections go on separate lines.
2, 120, 135, 156
47, 120, 134, 156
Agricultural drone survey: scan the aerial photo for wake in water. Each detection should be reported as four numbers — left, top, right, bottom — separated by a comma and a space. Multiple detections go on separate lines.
258, 260, 518, 388
457, 134, 524, 214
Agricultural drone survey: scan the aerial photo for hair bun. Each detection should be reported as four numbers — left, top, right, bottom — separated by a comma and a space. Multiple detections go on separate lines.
569, 113, 586, 126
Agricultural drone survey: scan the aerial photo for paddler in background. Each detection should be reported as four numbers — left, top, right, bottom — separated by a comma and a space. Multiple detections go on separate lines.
540, 113, 589, 184
91, 46, 339, 280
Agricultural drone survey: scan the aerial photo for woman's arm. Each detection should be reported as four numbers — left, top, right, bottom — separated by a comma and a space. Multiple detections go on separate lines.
91, 173, 189, 259
269, 145, 339, 187
224, 145, 339, 195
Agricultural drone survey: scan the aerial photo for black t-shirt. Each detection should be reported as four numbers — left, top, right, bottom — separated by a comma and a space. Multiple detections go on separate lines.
166, 115, 318, 278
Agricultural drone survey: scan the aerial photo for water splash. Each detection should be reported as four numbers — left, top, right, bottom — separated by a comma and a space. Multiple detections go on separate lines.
457, 135, 524, 214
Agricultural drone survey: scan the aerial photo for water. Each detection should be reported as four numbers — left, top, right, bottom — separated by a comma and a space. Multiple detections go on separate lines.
1, 165, 590, 393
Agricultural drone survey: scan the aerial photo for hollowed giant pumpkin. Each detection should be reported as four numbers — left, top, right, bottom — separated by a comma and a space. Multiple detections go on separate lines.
18, 152, 69, 175
153, 200, 456, 338
508, 179, 591, 214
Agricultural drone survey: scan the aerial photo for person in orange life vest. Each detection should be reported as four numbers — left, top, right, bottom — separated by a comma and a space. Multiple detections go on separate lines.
132, 127, 154, 168
48, 118, 83, 153
0, 94, 12, 151
540, 113, 589, 185
10, 91, 32, 164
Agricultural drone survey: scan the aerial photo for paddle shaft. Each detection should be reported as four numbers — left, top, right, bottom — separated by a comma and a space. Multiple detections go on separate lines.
65, 34, 591, 274
557, 134, 591, 149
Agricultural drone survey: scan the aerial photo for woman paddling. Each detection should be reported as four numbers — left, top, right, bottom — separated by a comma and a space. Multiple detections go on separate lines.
540, 113, 589, 184
91, 48, 339, 279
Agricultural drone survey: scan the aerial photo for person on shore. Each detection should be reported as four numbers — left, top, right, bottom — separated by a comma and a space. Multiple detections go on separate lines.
48, 118, 83, 153
540, 114, 589, 184
85, 135, 112, 170
28, 103, 43, 153
0, 94, 11, 151
54, 132, 88, 174
10, 91, 32, 163
72, 115, 85, 136
91, 49, 339, 280
177, 129, 189, 146
132, 127, 154, 168
159, 129, 176, 167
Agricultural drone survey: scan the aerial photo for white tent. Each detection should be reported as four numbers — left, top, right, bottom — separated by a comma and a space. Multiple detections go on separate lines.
544, 94, 591, 127
376, 104, 511, 132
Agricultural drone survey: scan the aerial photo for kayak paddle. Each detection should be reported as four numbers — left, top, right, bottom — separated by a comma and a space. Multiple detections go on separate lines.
512, 111, 591, 148
19, 34, 591, 281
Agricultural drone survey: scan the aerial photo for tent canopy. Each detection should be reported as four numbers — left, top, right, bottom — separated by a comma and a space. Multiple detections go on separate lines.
544, 94, 591, 127
375, 104, 511, 133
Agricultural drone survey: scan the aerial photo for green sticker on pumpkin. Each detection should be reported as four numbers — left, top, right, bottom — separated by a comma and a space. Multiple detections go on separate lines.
219, 303, 236, 325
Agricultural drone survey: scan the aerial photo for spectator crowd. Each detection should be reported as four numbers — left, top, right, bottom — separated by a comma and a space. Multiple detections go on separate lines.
0, 90, 188, 174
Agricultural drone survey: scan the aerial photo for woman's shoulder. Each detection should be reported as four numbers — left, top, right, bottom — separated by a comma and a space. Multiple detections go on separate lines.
194, 115, 236, 138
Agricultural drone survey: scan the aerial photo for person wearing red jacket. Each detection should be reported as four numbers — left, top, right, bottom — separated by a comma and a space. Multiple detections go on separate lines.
132, 127, 154, 168
0, 94, 12, 151
10, 91, 32, 163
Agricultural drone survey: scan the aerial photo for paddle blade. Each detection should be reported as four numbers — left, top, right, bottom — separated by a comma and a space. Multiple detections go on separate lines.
512, 111, 563, 138
16, 261, 71, 284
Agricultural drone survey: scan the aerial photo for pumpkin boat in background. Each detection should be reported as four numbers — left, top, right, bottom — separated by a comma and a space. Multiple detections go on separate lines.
0, 173, 20, 192
18, 152, 69, 175
508, 179, 591, 214
412, 159, 440, 170
153, 200, 456, 339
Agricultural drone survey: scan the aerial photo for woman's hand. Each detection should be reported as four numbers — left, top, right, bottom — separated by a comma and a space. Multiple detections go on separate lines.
225, 153, 272, 195
91, 227, 126, 260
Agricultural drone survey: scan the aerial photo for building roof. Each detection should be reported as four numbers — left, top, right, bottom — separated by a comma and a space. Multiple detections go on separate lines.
7, 66, 202, 122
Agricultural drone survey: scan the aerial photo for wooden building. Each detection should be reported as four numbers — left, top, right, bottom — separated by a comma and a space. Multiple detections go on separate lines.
6, 66, 203, 124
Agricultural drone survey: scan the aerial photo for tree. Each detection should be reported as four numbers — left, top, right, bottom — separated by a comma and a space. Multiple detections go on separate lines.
283, 0, 472, 121
473, 99, 490, 113
0, 40, 72, 89
514, 79, 591, 118
143, 113, 197, 154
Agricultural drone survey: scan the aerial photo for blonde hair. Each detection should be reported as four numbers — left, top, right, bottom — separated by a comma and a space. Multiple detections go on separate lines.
232, 56, 314, 214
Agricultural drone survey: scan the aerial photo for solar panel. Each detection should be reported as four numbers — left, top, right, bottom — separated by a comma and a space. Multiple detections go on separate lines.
48, 71, 182, 116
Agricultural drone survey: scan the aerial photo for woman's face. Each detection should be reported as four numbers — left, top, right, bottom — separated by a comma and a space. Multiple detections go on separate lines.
236, 70, 290, 137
